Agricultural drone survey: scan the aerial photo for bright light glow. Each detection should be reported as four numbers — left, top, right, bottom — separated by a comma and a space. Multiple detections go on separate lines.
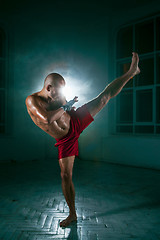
33, 60, 94, 108
61, 75, 92, 108
62, 85, 76, 100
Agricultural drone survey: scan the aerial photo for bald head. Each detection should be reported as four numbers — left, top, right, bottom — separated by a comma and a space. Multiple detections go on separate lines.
44, 73, 65, 88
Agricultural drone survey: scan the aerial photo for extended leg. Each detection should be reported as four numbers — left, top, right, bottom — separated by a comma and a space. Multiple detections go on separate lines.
86, 52, 140, 117
59, 155, 77, 227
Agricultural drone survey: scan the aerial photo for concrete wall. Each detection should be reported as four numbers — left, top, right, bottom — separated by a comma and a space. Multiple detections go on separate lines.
101, 1, 160, 170
1, 0, 160, 170
0, 1, 109, 162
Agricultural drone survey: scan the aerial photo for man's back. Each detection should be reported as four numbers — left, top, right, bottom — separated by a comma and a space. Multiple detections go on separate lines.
25, 92, 71, 139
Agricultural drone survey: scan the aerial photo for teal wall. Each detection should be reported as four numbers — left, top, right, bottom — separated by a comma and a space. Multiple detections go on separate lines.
78, 1, 160, 170
97, 2, 160, 170
1, 0, 160, 170
0, 1, 109, 162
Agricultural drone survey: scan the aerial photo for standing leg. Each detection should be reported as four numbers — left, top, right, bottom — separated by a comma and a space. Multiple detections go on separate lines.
59, 155, 77, 227
86, 52, 140, 117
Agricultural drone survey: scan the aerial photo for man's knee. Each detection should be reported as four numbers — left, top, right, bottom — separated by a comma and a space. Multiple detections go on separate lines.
99, 94, 110, 107
61, 171, 72, 182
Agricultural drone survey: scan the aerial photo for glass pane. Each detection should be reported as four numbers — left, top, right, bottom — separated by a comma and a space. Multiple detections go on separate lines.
135, 20, 154, 54
116, 125, 133, 133
156, 54, 160, 84
156, 126, 160, 134
135, 125, 154, 134
135, 57, 154, 86
117, 62, 133, 88
116, 26, 133, 59
136, 89, 152, 122
0, 29, 5, 58
0, 91, 5, 123
0, 31, 3, 58
0, 125, 5, 134
116, 90, 133, 123
156, 87, 160, 123
156, 17, 160, 50
0, 61, 5, 88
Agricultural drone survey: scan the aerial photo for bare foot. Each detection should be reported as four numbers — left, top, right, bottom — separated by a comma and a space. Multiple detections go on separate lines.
60, 213, 77, 227
129, 52, 140, 77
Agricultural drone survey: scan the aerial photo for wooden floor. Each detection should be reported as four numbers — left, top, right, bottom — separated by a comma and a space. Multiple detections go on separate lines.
0, 158, 160, 240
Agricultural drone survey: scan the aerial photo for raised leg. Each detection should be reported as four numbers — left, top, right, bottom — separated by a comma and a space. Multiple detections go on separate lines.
86, 52, 140, 118
59, 155, 77, 227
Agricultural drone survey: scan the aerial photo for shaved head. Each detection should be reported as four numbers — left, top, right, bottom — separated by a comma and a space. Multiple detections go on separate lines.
44, 73, 65, 88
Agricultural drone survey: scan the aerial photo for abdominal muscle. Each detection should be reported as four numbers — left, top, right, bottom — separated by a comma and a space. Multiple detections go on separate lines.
28, 110, 71, 139
27, 91, 71, 139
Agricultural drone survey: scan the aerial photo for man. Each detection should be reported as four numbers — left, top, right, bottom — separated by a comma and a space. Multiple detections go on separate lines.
25, 52, 140, 228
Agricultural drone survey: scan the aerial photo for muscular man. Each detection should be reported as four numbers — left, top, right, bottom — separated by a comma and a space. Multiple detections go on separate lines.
25, 52, 140, 228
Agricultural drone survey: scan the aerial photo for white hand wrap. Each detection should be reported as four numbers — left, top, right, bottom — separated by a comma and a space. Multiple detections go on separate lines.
61, 99, 75, 111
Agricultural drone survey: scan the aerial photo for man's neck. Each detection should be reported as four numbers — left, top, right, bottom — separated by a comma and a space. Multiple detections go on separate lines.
37, 89, 51, 102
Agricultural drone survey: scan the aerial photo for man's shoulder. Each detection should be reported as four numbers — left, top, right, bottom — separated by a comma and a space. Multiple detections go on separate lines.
25, 94, 39, 108
25, 94, 34, 103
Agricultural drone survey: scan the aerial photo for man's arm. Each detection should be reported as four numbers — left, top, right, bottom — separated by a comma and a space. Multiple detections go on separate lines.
25, 96, 65, 124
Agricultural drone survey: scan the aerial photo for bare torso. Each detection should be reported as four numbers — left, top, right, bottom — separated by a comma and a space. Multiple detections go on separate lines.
27, 92, 71, 139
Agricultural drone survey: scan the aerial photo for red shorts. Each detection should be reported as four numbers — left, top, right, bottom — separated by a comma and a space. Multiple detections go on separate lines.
54, 104, 94, 159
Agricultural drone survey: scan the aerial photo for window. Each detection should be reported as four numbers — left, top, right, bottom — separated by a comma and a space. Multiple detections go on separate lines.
0, 27, 6, 135
116, 14, 160, 135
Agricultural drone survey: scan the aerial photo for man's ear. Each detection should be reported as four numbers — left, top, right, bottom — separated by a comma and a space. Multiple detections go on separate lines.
46, 84, 52, 91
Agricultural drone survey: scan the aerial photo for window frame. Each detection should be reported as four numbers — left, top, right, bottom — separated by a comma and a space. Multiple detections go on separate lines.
114, 13, 160, 137
0, 26, 9, 136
